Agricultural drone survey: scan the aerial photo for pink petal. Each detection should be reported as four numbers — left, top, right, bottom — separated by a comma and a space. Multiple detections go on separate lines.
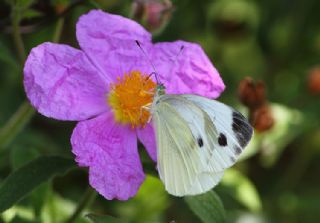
76, 10, 153, 82
151, 40, 225, 98
71, 111, 145, 200
24, 42, 108, 121
136, 123, 157, 162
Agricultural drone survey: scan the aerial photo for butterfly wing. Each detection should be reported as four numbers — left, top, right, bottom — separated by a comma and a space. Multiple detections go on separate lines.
153, 98, 224, 196
153, 94, 253, 196
180, 94, 253, 165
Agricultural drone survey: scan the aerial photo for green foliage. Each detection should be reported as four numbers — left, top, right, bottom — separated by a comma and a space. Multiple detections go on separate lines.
40, 191, 91, 223
221, 169, 262, 213
113, 176, 168, 222
185, 191, 226, 223
9, 215, 40, 223
0, 102, 35, 150
0, 156, 75, 213
240, 103, 304, 163
0, 0, 320, 222
86, 214, 129, 223
6, 0, 35, 9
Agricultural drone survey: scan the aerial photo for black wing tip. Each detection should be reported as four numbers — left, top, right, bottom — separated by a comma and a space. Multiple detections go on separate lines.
232, 110, 254, 148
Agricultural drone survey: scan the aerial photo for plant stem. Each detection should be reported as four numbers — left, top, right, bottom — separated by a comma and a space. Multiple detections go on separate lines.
65, 187, 97, 223
53, 18, 65, 43
0, 15, 67, 150
12, 8, 26, 64
0, 101, 35, 150
274, 137, 316, 191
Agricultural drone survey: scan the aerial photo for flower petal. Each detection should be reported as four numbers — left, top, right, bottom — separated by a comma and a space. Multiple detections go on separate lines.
152, 40, 225, 98
76, 10, 153, 82
71, 111, 145, 200
136, 123, 157, 162
24, 42, 108, 121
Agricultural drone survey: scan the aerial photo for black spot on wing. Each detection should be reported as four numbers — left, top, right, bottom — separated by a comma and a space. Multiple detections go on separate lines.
218, 133, 227, 146
230, 156, 236, 163
234, 146, 242, 155
197, 137, 204, 147
232, 111, 253, 147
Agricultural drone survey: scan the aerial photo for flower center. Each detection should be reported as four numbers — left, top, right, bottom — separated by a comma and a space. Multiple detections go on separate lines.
108, 71, 156, 128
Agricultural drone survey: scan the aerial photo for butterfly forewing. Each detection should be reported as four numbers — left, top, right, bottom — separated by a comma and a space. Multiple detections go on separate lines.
152, 94, 253, 196
180, 94, 253, 162
153, 95, 229, 196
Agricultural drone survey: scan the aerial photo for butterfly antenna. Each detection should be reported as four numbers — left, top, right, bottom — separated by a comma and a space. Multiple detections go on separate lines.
173, 45, 184, 64
135, 40, 160, 84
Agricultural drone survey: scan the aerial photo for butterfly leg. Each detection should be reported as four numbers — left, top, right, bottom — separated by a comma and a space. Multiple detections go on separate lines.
140, 89, 155, 95
140, 103, 153, 123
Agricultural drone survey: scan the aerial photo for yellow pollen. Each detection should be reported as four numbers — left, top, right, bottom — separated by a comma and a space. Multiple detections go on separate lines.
108, 71, 156, 128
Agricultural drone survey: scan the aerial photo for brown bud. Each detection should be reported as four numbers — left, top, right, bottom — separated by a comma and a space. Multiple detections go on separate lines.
308, 66, 320, 95
238, 77, 266, 109
250, 104, 274, 133
55, 4, 67, 15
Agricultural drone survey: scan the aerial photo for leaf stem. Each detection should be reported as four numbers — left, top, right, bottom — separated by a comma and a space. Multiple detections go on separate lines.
0, 101, 35, 150
0, 15, 67, 150
53, 18, 65, 43
11, 8, 26, 64
65, 187, 97, 223
273, 137, 316, 191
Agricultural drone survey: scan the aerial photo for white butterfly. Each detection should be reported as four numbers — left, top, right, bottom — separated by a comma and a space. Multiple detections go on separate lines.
135, 40, 253, 196
150, 84, 253, 196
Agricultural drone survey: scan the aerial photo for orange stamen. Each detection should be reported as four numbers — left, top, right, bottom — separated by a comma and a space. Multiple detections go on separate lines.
108, 71, 156, 128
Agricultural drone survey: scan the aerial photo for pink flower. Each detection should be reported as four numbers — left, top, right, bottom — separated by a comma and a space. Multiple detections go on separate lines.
23, 10, 225, 200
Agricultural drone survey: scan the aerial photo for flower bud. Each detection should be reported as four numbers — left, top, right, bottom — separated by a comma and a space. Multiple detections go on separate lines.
308, 66, 320, 95
238, 77, 266, 109
131, 0, 173, 34
53, 0, 69, 15
250, 104, 274, 133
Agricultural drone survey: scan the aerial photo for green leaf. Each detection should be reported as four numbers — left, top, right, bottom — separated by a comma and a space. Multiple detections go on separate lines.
10, 146, 39, 170
22, 9, 43, 19
114, 175, 168, 222
30, 183, 50, 218
221, 169, 262, 212
239, 103, 304, 163
258, 104, 304, 167
9, 215, 40, 223
184, 191, 226, 223
11, 145, 51, 217
86, 214, 129, 223
41, 191, 89, 223
0, 156, 75, 213
0, 41, 18, 70
10, 0, 35, 9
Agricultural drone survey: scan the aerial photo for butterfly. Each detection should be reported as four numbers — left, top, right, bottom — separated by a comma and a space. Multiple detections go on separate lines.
150, 83, 253, 196
135, 40, 253, 196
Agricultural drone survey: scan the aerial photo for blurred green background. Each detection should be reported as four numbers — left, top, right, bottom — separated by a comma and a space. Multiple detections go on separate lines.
0, 0, 320, 222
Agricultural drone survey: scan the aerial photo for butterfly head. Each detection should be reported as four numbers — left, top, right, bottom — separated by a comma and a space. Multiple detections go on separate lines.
156, 83, 166, 96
